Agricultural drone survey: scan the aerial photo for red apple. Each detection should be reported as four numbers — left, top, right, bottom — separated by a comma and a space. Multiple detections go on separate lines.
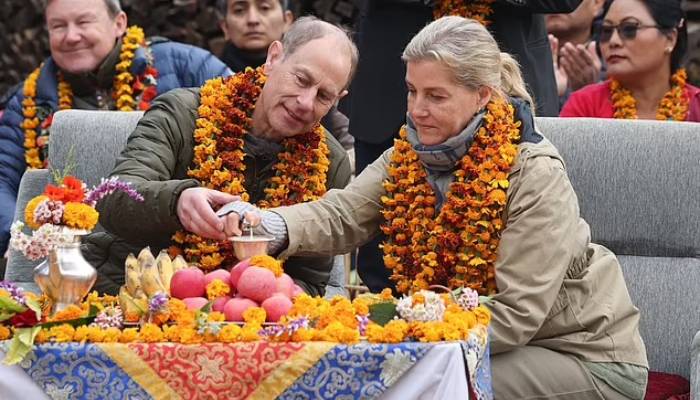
170, 267, 206, 299
237, 267, 277, 303
230, 259, 251, 289
275, 273, 295, 299
223, 297, 259, 322
205, 269, 231, 286
292, 284, 305, 298
262, 294, 293, 322
212, 296, 231, 312
182, 297, 209, 311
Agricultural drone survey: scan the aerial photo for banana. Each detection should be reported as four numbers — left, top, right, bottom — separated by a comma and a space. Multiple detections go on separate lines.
137, 247, 156, 269
124, 253, 142, 297
156, 251, 174, 295
172, 255, 188, 273
139, 248, 166, 297
119, 286, 147, 322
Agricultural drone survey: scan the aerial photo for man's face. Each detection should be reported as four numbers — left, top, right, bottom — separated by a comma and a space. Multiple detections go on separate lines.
257, 36, 350, 140
220, 0, 293, 52
46, 0, 127, 74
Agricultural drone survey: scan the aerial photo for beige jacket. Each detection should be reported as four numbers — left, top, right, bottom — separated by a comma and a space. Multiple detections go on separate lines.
275, 138, 648, 366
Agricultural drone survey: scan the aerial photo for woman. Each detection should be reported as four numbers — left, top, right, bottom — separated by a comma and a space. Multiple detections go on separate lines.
226, 17, 648, 399
560, 0, 700, 120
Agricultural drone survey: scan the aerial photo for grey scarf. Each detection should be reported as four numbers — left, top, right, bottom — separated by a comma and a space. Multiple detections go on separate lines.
404, 111, 485, 209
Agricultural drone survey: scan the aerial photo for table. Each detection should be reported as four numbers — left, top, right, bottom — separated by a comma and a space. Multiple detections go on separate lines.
0, 329, 491, 399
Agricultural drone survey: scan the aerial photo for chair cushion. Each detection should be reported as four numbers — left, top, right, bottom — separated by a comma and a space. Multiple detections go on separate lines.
48, 110, 144, 187
644, 371, 689, 400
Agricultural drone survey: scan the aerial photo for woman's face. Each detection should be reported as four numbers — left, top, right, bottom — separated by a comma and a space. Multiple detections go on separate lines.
406, 60, 490, 146
599, 0, 676, 82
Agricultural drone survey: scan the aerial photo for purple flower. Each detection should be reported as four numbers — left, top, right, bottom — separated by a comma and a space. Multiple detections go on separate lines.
85, 177, 144, 207
356, 314, 370, 336
0, 281, 26, 306
259, 316, 311, 338
33, 200, 64, 225
148, 293, 168, 314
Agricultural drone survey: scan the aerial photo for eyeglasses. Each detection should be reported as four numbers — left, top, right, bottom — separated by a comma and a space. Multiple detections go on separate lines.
597, 22, 663, 43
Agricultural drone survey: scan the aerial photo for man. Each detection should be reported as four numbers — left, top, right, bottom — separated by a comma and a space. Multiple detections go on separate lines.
216, 0, 354, 151
84, 17, 356, 296
347, 0, 581, 291
547, 0, 606, 101
0, 0, 231, 257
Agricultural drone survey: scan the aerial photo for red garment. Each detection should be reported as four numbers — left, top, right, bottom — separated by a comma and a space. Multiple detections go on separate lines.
560, 81, 700, 122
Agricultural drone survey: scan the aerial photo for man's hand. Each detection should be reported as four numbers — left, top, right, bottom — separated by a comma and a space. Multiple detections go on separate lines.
559, 41, 602, 91
549, 34, 568, 97
176, 188, 240, 240
221, 209, 262, 237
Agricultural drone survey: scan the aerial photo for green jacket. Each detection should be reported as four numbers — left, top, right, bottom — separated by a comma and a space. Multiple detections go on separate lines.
82, 88, 352, 295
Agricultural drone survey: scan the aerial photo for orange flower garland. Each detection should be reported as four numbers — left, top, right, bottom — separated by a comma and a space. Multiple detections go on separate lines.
381, 98, 521, 294
23, 26, 157, 168
433, 0, 496, 25
171, 67, 329, 270
610, 68, 689, 121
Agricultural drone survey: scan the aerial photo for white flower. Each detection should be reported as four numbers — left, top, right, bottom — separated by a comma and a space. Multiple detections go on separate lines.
396, 290, 446, 322
380, 348, 415, 386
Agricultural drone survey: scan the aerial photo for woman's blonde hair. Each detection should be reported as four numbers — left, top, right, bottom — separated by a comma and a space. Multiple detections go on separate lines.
402, 16, 535, 113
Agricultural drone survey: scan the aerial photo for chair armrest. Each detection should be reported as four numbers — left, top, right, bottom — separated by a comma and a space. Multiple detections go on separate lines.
691, 330, 700, 399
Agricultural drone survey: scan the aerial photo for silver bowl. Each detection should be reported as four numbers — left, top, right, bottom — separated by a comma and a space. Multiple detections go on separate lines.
230, 236, 274, 260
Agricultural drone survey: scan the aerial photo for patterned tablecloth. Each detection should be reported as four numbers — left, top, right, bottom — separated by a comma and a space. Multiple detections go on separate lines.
0, 326, 491, 400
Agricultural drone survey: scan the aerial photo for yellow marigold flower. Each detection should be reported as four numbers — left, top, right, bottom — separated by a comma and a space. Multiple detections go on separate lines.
383, 320, 409, 343
0, 325, 11, 340
320, 321, 359, 344
218, 324, 242, 343
34, 328, 49, 344
206, 279, 231, 300
63, 202, 99, 230
239, 325, 261, 342
366, 323, 385, 343
119, 328, 138, 343
289, 328, 313, 342
24, 195, 49, 229
102, 327, 121, 343
243, 307, 266, 325
178, 327, 204, 344
138, 323, 164, 343
249, 255, 284, 277
86, 326, 106, 342
380, 288, 394, 301
50, 304, 85, 322
49, 324, 76, 343
474, 305, 491, 325
73, 326, 90, 342
352, 298, 370, 315
208, 311, 226, 323
0, 289, 9, 298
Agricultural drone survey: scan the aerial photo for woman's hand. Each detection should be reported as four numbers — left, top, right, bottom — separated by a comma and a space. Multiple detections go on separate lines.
549, 34, 568, 97
559, 41, 601, 91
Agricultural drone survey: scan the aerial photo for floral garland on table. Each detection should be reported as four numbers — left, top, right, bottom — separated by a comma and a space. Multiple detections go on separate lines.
22, 26, 159, 169
610, 68, 689, 121
170, 67, 330, 271
381, 98, 521, 294
433, 0, 496, 26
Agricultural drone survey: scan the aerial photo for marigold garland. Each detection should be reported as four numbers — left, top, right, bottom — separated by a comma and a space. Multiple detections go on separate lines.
171, 67, 330, 270
381, 98, 521, 295
22, 26, 158, 169
433, 0, 496, 26
610, 68, 689, 121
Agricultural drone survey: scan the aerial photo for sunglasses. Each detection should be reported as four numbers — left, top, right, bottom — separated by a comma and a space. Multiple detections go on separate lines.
597, 22, 663, 43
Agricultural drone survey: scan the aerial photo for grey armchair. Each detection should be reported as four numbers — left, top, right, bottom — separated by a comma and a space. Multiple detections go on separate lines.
536, 117, 700, 391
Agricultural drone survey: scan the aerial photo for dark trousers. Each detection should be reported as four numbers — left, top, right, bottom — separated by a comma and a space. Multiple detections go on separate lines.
354, 136, 397, 293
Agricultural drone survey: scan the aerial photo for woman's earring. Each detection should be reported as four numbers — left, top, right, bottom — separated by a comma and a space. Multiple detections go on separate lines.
665, 47, 673, 54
